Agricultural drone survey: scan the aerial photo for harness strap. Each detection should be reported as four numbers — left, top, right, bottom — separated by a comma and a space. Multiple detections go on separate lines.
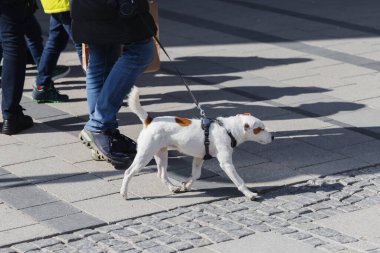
202, 118, 237, 160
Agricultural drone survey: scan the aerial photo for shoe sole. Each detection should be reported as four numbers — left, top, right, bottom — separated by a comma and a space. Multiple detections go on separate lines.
2, 122, 34, 135
33, 99, 67, 104
51, 67, 71, 82
79, 130, 104, 161
79, 130, 132, 168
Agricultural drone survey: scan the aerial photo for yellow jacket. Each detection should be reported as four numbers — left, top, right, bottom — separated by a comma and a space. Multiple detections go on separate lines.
40, 0, 70, 14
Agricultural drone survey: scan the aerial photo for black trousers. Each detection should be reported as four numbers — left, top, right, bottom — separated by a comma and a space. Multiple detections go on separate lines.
0, 1, 30, 119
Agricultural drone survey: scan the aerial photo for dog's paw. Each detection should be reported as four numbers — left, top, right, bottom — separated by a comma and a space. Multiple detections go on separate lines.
246, 192, 258, 201
181, 181, 192, 192
172, 186, 182, 193
120, 190, 128, 200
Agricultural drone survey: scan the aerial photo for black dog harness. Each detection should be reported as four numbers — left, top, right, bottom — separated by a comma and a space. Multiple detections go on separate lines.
202, 118, 237, 160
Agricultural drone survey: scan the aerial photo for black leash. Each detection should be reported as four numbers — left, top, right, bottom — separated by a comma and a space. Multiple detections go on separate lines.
137, 10, 206, 117
153, 35, 206, 118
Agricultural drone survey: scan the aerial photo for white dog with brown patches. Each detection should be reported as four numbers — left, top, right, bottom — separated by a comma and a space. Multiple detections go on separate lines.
120, 87, 274, 200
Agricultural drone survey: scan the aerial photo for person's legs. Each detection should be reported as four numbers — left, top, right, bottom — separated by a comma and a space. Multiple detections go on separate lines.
85, 44, 120, 120
81, 39, 154, 165
32, 13, 69, 103
24, 14, 43, 66
1, 1, 33, 134
79, 43, 120, 162
86, 38, 155, 132
36, 14, 68, 88
58, 12, 82, 65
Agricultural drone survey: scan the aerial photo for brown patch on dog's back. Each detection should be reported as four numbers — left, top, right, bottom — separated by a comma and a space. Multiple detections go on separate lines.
144, 116, 153, 128
175, 117, 192, 127
253, 127, 263, 135
238, 113, 252, 116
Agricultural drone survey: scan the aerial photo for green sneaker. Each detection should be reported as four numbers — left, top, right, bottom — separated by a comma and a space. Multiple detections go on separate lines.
52, 65, 70, 81
32, 82, 69, 103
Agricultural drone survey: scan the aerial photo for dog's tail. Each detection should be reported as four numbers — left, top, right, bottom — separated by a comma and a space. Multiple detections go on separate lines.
128, 86, 150, 124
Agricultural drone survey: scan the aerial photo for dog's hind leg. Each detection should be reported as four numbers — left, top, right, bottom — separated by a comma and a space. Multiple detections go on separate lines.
120, 151, 155, 200
154, 148, 181, 193
182, 157, 204, 191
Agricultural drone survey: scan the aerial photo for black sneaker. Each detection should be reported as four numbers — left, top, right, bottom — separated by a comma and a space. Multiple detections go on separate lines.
2, 114, 33, 135
79, 128, 133, 167
32, 82, 69, 103
110, 129, 137, 159
51, 65, 70, 81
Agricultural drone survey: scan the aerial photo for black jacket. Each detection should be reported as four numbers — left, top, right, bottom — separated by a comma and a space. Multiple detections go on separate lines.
70, 0, 157, 44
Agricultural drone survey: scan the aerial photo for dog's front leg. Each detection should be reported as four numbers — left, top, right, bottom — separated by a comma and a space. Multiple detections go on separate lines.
182, 157, 204, 191
216, 151, 257, 201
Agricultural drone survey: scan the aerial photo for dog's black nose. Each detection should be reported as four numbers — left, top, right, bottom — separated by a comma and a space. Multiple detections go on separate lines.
271, 135, 275, 140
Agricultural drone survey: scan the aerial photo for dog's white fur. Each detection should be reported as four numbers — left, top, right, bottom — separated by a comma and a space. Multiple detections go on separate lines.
120, 87, 273, 200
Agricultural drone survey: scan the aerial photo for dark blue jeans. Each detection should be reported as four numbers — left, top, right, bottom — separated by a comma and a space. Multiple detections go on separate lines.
36, 11, 82, 88
0, 1, 29, 119
24, 14, 43, 65
85, 39, 154, 132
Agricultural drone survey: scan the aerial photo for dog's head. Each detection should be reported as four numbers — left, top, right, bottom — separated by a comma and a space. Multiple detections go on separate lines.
238, 113, 274, 144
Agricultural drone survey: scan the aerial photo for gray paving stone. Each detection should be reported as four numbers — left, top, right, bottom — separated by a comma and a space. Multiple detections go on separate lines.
148, 221, 173, 230
43, 212, 104, 233
274, 212, 300, 221
95, 224, 124, 234
316, 243, 347, 252
337, 205, 361, 213
107, 244, 136, 253
125, 235, 148, 244
274, 227, 298, 235
303, 237, 328, 247
142, 230, 166, 240
167, 241, 194, 251
188, 238, 213, 248
135, 239, 160, 249
175, 232, 202, 241
41, 243, 67, 252
143, 245, 175, 253
154, 236, 180, 245
31, 238, 61, 249
330, 234, 359, 244
0, 184, 58, 209
248, 224, 272, 233
67, 238, 96, 250
117, 219, 141, 227
309, 227, 340, 238
226, 228, 254, 239
0, 143, 51, 167
55, 234, 83, 244
37, 173, 119, 203
128, 225, 153, 234
286, 232, 313, 240
256, 141, 344, 169
22, 201, 81, 221
110, 229, 137, 239
73, 229, 99, 238
256, 206, 283, 216
0, 249, 16, 253
87, 233, 114, 243
11, 242, 39, 252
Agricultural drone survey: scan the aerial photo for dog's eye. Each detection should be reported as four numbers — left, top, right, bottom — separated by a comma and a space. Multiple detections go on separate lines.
253, 127, 263, 135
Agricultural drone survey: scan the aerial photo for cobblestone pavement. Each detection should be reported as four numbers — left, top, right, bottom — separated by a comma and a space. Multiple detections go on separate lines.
2, 165, 380, 253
